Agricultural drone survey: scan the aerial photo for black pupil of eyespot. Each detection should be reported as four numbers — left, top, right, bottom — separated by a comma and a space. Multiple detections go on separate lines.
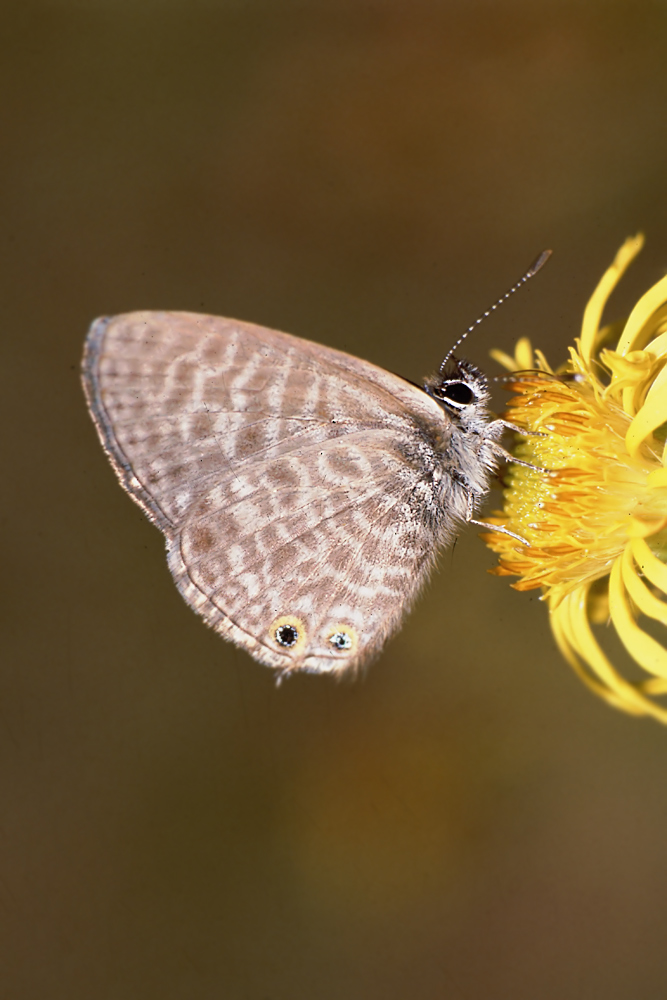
442, 382, 474, 405
276, 625, 298, 647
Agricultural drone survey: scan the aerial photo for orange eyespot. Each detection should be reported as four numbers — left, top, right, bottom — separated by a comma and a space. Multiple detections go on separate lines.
270, 615, 307, 653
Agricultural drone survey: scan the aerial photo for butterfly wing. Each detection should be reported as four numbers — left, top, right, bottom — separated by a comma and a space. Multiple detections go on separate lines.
82, 311, 454, 673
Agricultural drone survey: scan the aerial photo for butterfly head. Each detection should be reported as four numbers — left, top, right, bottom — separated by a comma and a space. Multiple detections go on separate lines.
422, 250, 552, 435
424, 357, 491, 432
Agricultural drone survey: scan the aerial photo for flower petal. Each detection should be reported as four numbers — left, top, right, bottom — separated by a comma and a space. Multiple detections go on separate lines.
641, 677, 667, 694
621, 544, 667, 627
642, 330, 667, 357
580, 234, 644, 365
630, 537, 667, 591
609, 557, 667, 679
551, 585, 648, 715
616, 276, 667, 355
490, 337, 535, 373
626, 377, 667, 457
647, 468, 667, 487
489, 348, 522, 372
556, 586, 667, 720
513, 337, 535, 371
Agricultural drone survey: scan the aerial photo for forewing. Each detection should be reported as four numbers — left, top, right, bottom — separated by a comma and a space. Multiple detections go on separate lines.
82, 311, 449, 672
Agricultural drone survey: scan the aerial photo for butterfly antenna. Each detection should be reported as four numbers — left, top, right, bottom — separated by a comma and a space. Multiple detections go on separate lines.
438, 249, 552, 373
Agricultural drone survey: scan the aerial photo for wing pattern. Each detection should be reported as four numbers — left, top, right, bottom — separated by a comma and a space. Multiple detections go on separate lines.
83, 311, 455, 673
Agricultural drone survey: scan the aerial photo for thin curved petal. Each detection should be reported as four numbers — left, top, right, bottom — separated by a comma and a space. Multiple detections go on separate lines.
630, 537, 667, 591
489, 336, 535, 373
580, 234, 644, 364
489, 348, 522, 372
551, 587, 651, 716
641, 677, 667, 694
626, 380, 667, 456
642, 330, 667, 357
621, 545, 667, 627
617, 276, 667, 355
609, 558, 667, 679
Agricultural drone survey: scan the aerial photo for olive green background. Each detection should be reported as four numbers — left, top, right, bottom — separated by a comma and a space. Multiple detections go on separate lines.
3, 2, 667, 997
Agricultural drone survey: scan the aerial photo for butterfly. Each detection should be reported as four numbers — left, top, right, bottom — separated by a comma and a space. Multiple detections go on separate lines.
82, 253, 549, 677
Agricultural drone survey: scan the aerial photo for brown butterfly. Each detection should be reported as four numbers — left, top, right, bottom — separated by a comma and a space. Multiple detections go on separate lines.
82, 253, 549, 676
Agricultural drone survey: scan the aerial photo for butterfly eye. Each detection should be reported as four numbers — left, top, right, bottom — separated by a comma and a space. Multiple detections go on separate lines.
271, 615, 307, 651
440, 381, 475, 406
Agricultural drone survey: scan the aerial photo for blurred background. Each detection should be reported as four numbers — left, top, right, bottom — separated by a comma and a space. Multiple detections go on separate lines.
3, 1, 667, 997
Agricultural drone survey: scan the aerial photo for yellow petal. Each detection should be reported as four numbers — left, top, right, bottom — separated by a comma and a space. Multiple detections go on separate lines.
647, 468, 667, 488
490, 337, 535, 373
626, 516, 667, 539
560, 587, 667, 721
513, 337, 536, 371
625, 377, 667, 457
489, 348, 522, 372
580, 234, 644, 365
642, 330, 667, 358
642, 677, 667, 694
551, 587, 648, 715
533, 349, 554, 373
616, 274, 667, 355
621, 545, 667, 627
643, 359, 667, 414
630, 537, 667, 592
609, 557, 667, 678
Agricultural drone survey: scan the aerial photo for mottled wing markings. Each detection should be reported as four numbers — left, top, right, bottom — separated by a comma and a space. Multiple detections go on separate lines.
83, 310, 453, 673
175, 425, 434, 671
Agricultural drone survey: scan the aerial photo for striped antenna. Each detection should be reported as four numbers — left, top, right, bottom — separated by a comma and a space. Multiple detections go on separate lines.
438, 249, 552, 373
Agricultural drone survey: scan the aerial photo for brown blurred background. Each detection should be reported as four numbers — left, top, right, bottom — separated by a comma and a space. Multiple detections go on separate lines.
3, 2, 667, 997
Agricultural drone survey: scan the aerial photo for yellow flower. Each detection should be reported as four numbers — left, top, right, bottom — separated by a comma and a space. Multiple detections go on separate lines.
486, 235, 667, 723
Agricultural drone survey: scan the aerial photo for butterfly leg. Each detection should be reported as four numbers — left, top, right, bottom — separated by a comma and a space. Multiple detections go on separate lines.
464, 489, 530, 546
497, 419, 548, 438
486, 416, 547, 440
486, 439, 549, 474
